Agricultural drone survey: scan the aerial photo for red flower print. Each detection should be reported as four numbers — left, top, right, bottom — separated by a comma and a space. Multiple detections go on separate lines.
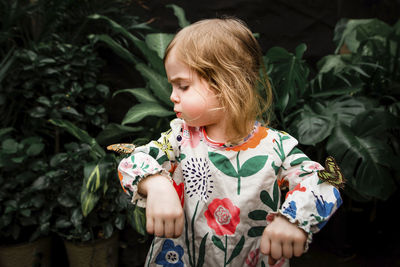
285, 183, 306, 199
246, 248, 260, 267
204, 198, 240, 236
172, 180, 184, 207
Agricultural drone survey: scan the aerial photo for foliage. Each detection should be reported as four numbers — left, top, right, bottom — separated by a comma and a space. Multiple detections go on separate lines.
1, 36, 109, 135
267, 18, 400, 201
0, 0, 149, 243
87, 4, 189, 145
43, 138, 130, 242
0, 129, 52, 243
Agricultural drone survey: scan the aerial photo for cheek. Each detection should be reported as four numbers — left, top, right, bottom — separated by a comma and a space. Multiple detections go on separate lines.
181, 97, 207, 118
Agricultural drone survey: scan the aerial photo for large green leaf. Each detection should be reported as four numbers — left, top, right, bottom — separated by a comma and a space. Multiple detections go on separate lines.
293, 105, 334, 146
334, 19, 391, 54
145, 33, 174, 59
88, 34, 139, 65
121, 102, 174, 125
113, 88, 158, 103
96, 123, 143, 145
166, 4, 190, 28
80, 190, 100, 217
127, 205, 146, 236
88, 14, 164, 73
265, 44, 309, 112
49, 119, 105, 159
326, 123, 397, 200
351, 109, 400, 138
135, 63, 172, 106
83, 155, 114, 193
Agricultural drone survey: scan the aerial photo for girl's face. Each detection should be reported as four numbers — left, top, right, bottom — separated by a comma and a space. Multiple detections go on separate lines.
165, 48, 226, 139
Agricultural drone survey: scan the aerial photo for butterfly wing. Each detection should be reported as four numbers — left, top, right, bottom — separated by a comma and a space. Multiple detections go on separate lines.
107, 143, 135, 155
317, 156, 346, 189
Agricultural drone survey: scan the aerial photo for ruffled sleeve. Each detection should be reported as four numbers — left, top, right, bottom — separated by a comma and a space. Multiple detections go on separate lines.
117, 119, 184, 207
271, 130, 343, 246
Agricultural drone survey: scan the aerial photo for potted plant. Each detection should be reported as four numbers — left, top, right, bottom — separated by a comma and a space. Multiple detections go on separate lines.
0, 128, 52, 266
43, 138, 127, 267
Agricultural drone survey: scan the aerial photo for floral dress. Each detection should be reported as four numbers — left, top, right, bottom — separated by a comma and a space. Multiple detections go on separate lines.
118, 119, 342, 267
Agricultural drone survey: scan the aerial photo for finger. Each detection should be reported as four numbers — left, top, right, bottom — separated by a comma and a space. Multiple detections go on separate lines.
293, 238, 305, 257
164, 219, 174, 238
270, 239, 282, 261
282, 241, 293, 259
146, 216, 154, 235
154, 218, 165, 237
174, 215, 184, 237
260, 234, 271, 255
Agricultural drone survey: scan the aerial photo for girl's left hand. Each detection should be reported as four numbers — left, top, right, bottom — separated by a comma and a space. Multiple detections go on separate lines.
260, 214, 307, 265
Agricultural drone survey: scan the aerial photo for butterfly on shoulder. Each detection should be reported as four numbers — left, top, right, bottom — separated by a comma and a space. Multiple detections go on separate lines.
107, 143, 135, 155
317, 156, 346, 189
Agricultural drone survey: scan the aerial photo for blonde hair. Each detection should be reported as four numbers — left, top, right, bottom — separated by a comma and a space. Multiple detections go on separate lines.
165, 17, 273, 143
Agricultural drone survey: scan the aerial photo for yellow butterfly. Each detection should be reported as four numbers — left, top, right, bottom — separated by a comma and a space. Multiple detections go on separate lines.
106, 143, 135, 155
317, 156, 346, 189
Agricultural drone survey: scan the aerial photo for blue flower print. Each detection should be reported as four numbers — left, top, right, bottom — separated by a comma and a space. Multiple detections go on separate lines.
282, 201, 297, 219
313, 191, 334, 218
155, 239, 184, 267
333, 187, 342, 207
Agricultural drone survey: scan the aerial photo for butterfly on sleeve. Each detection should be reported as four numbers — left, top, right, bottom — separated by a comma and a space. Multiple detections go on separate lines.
107, 143, 135, 155
317, 156, 346, 189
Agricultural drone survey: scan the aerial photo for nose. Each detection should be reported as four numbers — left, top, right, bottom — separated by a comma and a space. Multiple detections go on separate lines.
170, 88, 180, 103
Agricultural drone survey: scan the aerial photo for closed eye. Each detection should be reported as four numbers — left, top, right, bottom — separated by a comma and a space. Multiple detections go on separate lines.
179, 85, 189, 90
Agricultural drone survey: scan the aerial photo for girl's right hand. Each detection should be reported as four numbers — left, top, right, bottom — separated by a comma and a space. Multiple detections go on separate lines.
138, 175, 184, 238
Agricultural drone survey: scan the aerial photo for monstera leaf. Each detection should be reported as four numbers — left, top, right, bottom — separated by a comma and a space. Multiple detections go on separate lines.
326, 117, 398, 200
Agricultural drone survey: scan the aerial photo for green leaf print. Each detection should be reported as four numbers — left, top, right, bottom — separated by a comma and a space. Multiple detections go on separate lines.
212, 235, 225, 251
260, 180, 279, 211
149, 146, 159, 158
238, 155, 269, 177
248, 226, 265, 237
197, 233, 209, 267
208, 152, 239, 178
273, 133, 291, 161
290, 156, 310, 166
226, 236, 245, 265
271, 161, 280, 175
156, 154, 168, 165
209, 152, 268, 195
248, 210, 268, 220
288, 147, 303, 156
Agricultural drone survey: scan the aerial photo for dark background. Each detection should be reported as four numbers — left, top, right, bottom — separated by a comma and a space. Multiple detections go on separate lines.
135, 0, 400, 66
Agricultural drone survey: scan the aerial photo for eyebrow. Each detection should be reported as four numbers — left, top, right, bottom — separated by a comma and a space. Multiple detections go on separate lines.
168, 77, 191, 84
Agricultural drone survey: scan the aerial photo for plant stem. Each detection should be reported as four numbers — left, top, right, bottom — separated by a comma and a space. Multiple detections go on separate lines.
224, 235, 227, 267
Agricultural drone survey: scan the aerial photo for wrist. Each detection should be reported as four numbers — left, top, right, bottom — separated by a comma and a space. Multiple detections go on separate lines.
138, 174, 173, 196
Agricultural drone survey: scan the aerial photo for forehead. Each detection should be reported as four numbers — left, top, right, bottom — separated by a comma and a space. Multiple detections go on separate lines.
165, 47, 192, 82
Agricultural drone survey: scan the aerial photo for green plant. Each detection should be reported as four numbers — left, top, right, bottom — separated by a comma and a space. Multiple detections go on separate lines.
48, 119, 142, 241
87, 4, 190, 145
267, 18, 400, 201
0, 128, 52, 243
0, 0, 150, 244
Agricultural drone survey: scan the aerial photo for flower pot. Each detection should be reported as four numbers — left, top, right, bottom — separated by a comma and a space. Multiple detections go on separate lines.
0, 236, 51, 267
64, 231, 119, 267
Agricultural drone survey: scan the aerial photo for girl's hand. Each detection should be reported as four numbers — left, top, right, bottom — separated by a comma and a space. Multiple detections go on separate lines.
139, 175, 184, 238
260, 214, 307, 265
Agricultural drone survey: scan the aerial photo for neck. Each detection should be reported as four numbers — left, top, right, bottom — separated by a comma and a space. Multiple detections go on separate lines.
204, 121, 228, 144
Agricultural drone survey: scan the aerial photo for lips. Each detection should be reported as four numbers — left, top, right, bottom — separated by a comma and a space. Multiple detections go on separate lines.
175, 111, 182, 118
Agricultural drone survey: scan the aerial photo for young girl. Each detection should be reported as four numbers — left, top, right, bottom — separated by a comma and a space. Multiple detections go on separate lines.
118, 18, 342, 267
